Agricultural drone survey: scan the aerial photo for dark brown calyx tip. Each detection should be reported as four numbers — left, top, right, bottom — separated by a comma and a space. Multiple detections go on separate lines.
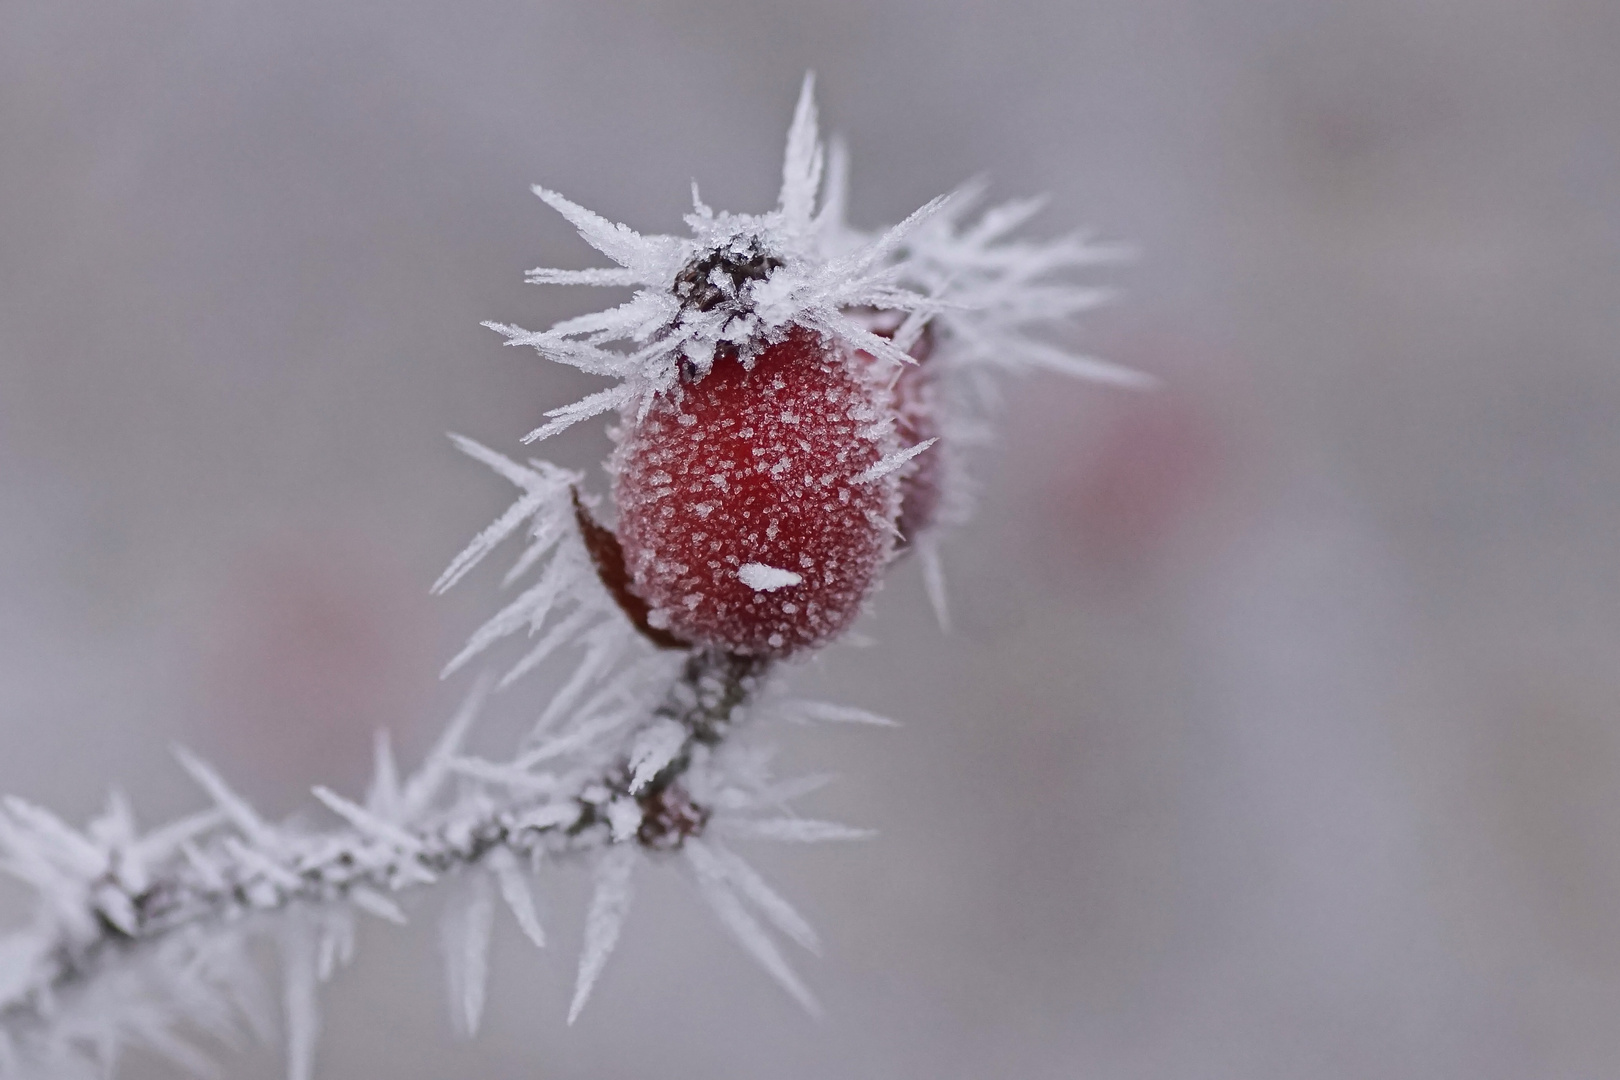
636, 782, 710, 850
571, 487, 691, 651
672, 236, 783, 315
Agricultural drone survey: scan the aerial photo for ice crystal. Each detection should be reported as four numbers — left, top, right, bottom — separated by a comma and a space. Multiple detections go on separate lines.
568, 845, 636, 1024
854, 437, 938, 485
737, 563, 804, 593
685, 839, 819, 1015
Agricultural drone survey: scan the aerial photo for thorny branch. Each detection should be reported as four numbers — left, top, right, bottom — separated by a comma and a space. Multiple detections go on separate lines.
0, 651, 766, 1039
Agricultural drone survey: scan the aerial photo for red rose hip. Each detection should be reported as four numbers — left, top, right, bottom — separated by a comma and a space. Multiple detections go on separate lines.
612, 328, 897, 657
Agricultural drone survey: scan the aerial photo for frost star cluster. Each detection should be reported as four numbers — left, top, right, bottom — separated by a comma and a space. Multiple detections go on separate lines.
491, 75, 1147, 447
0, 75, 1133, 1079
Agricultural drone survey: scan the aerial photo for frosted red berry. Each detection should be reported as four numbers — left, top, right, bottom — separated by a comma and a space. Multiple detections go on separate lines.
612, 327, 896, 658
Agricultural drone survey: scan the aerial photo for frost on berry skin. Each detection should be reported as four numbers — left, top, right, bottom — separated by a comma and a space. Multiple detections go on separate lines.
613, 327, 898, 658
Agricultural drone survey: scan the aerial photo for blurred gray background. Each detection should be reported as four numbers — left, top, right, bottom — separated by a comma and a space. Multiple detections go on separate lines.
4, 1, 1620, 1077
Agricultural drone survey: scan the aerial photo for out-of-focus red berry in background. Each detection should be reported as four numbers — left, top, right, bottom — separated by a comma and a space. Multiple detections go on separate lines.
194, 534, 439, 810
1057, 389, 1217, 555
1040, 340, 1230, 571
1030, 333, 1244, 582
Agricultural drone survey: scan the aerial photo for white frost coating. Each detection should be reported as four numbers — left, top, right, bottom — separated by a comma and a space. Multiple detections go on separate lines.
348, 887, 406, 925
490, 849, 547, 949
627, 719, 689, 793
280, 918, 320, 1080
311, 786, 422, 853
314, 913, 357, 985
399, 673, 490, 827
174, 749, 279, 853
685, 841, 820, 1016
722, 818, 876, 843
366, 730, 402, 820
433, 439, 638, 739
737, 562, 803, 592
441, 873, 495, 1037
568, 847, 636, 1025
775, 700, 900, 727
489, 74, 1134, 454
431, 435, 574, 595
0, 643, 852, 1075
721, 772, 838, 812
708, 844, 821, 955
604, 798, 643, 843
918, 536, 951, 632
853, 438, 937, 485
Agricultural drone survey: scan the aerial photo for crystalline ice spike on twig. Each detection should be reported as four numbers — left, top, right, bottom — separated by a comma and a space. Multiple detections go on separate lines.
568, 846, 636, 1025
441, 872, 495, 1037
685, 840, 820, 1016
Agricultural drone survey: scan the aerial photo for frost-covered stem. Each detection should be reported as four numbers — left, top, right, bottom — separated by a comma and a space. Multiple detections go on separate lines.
571, 650, 768, 850
0, 649, 768, 1037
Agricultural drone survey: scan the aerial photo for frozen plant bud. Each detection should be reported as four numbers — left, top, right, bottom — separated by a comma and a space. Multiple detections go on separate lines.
480, 72, 1139, 657
613, 326, 899, 658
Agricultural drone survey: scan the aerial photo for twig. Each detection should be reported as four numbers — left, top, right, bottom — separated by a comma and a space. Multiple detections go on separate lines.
0, 651, 765, 1043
